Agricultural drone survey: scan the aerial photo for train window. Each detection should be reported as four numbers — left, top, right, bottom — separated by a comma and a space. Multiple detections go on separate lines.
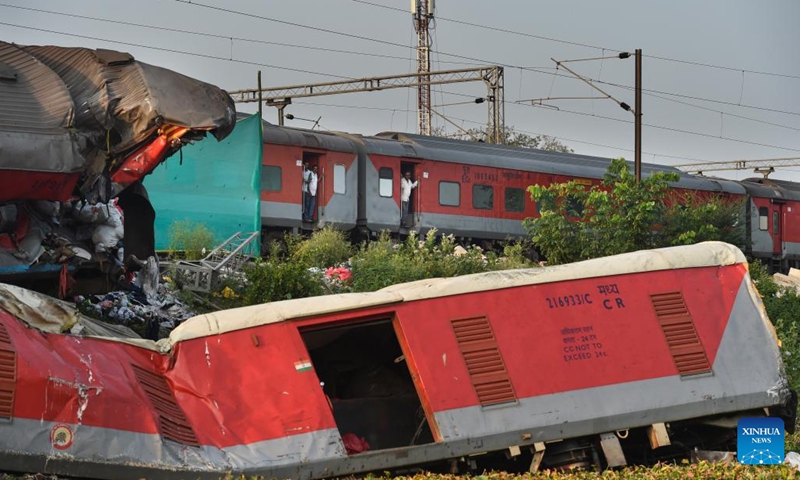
759, 207, 768, 231
566, 195, 584, 216
473, 185, 494, 210
439, 181, 460, 207
379, 167, 393, 197
504, 188, 524, 213
333, 164, 346, 194
773, 211, 780, 236
262, 165, 281, 191
535, 191, 555, 215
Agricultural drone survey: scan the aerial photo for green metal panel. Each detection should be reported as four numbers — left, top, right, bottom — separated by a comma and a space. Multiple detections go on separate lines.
145, 115, 262, 253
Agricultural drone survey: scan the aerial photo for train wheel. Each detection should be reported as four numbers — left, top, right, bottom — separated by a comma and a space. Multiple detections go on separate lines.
539, 438, 601, 471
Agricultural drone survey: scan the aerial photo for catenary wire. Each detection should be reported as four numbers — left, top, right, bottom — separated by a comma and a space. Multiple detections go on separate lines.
9, 1, 795, 123
169, 0, 800, 120
435, 89, 800, 152
290, 100, 708, 162
4, 20, 797, 155
0, 3, 484, 67
349, 0, 800, 80
0, 21, 355, 79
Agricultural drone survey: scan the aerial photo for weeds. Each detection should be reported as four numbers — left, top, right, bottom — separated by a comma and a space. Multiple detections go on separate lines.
168, 220, 215, 260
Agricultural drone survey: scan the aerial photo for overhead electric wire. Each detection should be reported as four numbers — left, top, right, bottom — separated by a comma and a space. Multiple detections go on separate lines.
637, 91, 800, 133
644, 54, 800, 80
291, 100, 708, 162
593, 77, 800, 118
515, 65, 800, 118
0, 3, 482, 67
350, 0, 615, 51
167, 0, 800, 121
5, 12, 797, 154
12, 0, 794, 125
0, 21, 354, 79
509, 101, 800, 153
350, 0, 800, 81
434, 89, 800, 153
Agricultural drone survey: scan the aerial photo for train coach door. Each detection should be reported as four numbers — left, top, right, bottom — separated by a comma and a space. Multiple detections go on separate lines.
303, 152, 322, 222
298, 318, 436, 454
772, 202, 785, 256
401, 161, 420, 228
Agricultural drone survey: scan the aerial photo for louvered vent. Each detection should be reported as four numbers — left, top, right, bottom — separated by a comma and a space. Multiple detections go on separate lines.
132, 365, 200, 446
650, 292, 711, 376
0, 322, 10, 345
451, 316, 517, 406
0, 322, 16, 420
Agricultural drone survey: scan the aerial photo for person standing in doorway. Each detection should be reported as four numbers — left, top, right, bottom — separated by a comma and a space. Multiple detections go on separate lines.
400, 171, 418, 225
304, 165, 319, 222
302, 162, 310, 219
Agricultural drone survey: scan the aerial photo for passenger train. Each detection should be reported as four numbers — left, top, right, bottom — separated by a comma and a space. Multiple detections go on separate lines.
258, 119, 800, 272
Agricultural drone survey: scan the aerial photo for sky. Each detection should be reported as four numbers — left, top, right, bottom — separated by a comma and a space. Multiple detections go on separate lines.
2, 0, 799, 181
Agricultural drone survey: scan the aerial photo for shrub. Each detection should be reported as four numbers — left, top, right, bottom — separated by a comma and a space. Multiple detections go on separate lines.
350, 230, 493, 292
168, 220, 215, 260
350, 232, 424, 292
244, 245, 323, 304
291, 227, 352, 268
749, 261, 800, 393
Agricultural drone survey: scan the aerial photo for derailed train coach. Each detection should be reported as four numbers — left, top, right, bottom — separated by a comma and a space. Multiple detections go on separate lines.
0, 40, 235, 288
0, 242, 796, 478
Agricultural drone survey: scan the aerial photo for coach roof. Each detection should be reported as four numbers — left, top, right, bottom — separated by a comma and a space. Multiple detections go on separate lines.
371, 131, 744, 195
168, 242, 746, 344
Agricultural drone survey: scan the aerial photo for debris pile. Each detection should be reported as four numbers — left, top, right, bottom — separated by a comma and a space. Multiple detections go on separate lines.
76, 275, 196, 340
774, 268, 800, 295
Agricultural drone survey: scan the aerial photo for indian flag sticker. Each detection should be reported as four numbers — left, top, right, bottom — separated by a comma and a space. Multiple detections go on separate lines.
295, 360, 313, 372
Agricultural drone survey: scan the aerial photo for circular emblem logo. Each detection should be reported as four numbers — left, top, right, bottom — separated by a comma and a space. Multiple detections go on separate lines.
50, 424, 74, 450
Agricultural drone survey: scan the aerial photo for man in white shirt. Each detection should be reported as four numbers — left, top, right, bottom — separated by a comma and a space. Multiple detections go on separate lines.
304, 165, 319, 222
400, 171, 418, 225
302, 162, 310, 218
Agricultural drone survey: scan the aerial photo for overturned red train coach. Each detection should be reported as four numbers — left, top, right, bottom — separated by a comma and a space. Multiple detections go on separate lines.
0, 242, 795, 478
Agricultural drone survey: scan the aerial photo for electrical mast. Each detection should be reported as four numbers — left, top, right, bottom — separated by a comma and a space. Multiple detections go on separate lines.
412, 0, 434, 136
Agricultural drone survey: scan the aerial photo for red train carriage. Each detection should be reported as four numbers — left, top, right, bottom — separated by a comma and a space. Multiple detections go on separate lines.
739, 178, 800, 272
363, 133, 745, 242
260, 126, 359, 242
257, 121, 746, 248
0, 242, 793, 478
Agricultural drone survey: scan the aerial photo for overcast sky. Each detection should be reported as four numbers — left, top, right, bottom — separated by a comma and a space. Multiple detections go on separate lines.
3, 0, 799, 181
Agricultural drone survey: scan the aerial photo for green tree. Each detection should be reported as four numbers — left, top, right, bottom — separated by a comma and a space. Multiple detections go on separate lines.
524, 158, 679, 264
524, 158, 746, 265
662, 191, 745, 247
432, 125, 573, 152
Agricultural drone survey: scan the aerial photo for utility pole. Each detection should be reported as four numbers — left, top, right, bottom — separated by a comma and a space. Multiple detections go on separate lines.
534, 51, 640, 180
634, 49, 642, 182
412, 0, 434, 136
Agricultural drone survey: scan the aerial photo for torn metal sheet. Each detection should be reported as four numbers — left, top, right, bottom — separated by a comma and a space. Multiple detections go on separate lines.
0, 38, 235, 285
0, 39, 236, 203
0, 42, 84, 202
21, 45, 235, 191
0, 282, 140, 340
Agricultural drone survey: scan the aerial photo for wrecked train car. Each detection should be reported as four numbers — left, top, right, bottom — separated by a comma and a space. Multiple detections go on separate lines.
0, 40, 235, 287
0, 242, 795, 478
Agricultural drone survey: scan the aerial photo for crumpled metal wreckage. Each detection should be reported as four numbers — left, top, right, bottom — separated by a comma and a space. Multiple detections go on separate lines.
0, 39, 236, 287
